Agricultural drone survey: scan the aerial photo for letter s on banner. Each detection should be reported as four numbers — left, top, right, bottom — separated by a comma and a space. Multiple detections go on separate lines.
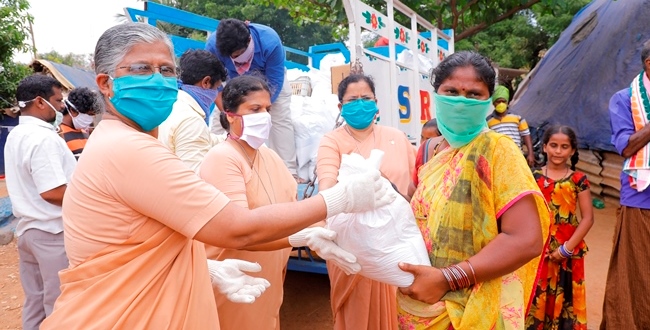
398, 85, 410, 123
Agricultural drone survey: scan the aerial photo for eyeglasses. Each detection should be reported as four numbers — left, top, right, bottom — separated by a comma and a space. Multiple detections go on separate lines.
342, 96, 375, 104
116, 63, 178, 77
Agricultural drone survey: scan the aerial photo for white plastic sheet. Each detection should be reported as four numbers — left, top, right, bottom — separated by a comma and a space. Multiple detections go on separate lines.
288, 64, 340, 182
326, 150, 431, 287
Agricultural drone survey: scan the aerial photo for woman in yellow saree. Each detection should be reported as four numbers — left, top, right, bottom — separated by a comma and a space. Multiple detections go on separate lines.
396, 51, 551, 330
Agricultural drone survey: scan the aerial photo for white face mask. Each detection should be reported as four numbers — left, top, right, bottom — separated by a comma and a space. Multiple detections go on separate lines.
72, 112, 95, 130
66, 99, 95, 130
232, 40, 255, 75
234, 112, 272, 149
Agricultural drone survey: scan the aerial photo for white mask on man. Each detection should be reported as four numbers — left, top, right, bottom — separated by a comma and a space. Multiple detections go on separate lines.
72, 112, 95, 130
66, 99, 95, 130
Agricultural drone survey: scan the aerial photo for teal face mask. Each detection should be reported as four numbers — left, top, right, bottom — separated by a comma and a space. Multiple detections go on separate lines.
434, 93, 492, 148
341, 99, 378, 130
110, 73, 178, 132
41, 98, 64, 128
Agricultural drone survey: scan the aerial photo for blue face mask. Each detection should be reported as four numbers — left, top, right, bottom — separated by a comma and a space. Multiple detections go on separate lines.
110, 73, 178, 132
179, 83, 219, 121
434, 93, 492, 148
206, 102, 217, 125
341, 99, 378, 130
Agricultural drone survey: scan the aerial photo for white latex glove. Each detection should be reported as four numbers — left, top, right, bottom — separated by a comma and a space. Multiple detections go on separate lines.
207, 259, 271, 304
319, 170, 397, 218
288, 227, 361, 275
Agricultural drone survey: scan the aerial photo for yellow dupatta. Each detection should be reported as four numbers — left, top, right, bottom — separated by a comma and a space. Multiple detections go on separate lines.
397, 131, 550, 330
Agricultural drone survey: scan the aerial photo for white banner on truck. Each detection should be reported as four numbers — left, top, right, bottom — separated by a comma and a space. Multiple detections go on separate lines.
344, 0, 454, 145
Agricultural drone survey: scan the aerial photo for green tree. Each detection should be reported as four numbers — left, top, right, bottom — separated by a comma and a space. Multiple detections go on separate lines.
38, 50, 92, 70
137, 0, 337, 53
456, 0, 590, 70
456, 12, 545, 70
120, 0, 588, 71
0, 0, 33, 107
0, 62, 31, 107
535, 0, 591, 46
0, 0, 31, 62
258, 0, 575, 42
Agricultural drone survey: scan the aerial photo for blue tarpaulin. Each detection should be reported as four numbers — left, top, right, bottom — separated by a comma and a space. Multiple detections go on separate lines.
31, 59, 97, 90
510, 0, 650, 152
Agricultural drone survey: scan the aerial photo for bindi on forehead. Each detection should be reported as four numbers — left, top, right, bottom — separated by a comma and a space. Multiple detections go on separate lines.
439, 66, 490, 95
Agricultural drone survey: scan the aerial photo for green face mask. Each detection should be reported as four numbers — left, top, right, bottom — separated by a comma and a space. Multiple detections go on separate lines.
434, 93, 492, 148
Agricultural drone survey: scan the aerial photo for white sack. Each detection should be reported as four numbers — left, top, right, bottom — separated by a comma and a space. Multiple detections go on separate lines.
291, 94, 339, 181
326, 149, 431, 287
287, 68, 309, 82
318, 53, 347, 74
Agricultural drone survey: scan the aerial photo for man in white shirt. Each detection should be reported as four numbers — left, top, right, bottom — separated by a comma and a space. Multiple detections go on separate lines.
5, 74, 76, 330
158, 49, 228, 172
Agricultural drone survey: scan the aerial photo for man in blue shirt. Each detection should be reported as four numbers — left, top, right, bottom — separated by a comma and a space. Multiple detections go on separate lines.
206, 18, 298, 179
601, 39, 650, 329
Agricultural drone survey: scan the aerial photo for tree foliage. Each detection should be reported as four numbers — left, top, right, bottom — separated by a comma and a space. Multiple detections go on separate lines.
0, 0, 32, 63
145, 0, 337, 52
456, 0, 590, 69
259, 0, 577, 42
256, 0, 588, 70
0, 0, 33, 107
0, 61, 31, 107
38, 50, 92, 70
121, 0, 589, 72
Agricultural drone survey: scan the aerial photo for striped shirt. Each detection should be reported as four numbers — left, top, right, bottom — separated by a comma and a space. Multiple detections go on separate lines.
486, 113, 530, 147
59, 124, 88, 159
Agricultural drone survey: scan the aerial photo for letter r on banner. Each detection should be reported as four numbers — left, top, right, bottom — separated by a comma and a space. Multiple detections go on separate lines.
420, 90, 431, 123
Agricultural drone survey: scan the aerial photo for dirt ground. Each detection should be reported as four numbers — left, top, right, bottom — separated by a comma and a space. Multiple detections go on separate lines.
0, 202, 617, 330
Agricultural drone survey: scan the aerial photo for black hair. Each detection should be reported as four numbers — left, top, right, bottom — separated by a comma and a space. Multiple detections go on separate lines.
219, 75, 271, 131
179, 49, 227, 87
16, 74, 63, 104
430, 51, 496, 96
642, 39, 650, 63
337, 74, 376, 102
216, 19, 251, 57
219, 110, 231, 132
422, 118, 437, 129
542, 124, 580, 170
65, 87, 101, 115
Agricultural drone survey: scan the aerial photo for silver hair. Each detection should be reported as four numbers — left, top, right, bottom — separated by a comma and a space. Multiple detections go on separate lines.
93, 22, 175, 75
